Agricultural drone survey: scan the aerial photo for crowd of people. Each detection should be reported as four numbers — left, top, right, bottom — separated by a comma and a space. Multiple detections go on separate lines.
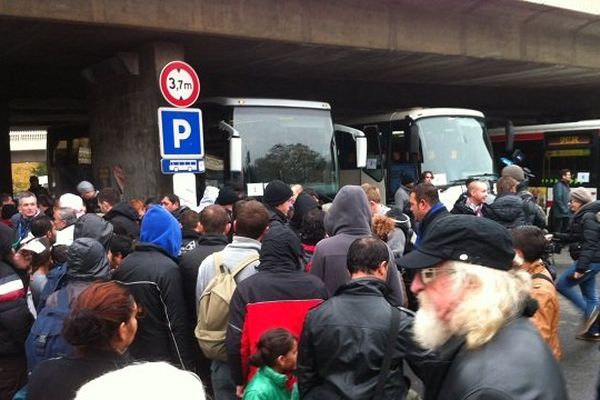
0, 168, 598, 400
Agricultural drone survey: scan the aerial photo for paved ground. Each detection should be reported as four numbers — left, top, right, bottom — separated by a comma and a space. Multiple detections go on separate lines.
554, 250, 600, 400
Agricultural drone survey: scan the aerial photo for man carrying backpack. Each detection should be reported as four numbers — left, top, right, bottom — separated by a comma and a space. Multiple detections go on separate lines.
195, 200, 269, 400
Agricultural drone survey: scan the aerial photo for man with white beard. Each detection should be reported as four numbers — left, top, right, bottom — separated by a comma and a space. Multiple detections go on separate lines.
398, 215, 568, 400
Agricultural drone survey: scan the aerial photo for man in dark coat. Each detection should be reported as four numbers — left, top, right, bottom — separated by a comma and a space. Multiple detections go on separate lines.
451, 180, 489, 217
98, 187, 140, 239
410, 183, 450, 246
262, 180, 294, 227
226, 224, 329, 397
0, 224, 34, 399
501, 165, 546, 228
298, 237, 433, 400
11, 191, 40, 245
112, 206, 197, 371
486, 176, 543, 229
551, 168, 572, 233
179, 209, 202, 254
310, 185, 406, 306
179, 205, 231, 325
398, 215, 568, 400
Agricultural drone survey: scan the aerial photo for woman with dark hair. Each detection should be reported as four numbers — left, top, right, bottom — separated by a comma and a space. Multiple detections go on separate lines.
27, 281, 139, 400
243, 328, 299, 400
299, 208, 326, 272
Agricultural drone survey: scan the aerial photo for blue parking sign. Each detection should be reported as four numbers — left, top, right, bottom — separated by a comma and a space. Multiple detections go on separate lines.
158, 107, 203, 159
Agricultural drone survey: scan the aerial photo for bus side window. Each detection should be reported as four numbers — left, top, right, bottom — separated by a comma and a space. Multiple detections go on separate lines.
362, 125, 383, 181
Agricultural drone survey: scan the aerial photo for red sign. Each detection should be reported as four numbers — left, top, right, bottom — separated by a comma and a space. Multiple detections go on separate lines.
159, 61, 200, 108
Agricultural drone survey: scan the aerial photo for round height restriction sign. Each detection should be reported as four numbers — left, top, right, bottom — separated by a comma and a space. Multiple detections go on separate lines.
159, 61, 200, 108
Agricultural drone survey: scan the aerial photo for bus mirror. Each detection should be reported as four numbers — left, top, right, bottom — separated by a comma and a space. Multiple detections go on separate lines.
230, 136, 242, 172
219, 120, 242, 172
356, 136, 367, 168
505, 120, 515, 154
409, 124, 420, 154
333, 124, 368, 168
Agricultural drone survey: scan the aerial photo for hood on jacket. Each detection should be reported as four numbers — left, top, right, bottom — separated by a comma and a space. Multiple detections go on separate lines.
105, 201, 139, 222
324, 185, 371, 236
74, 213, 114, 249
140, 206, 181, 258
66, 237, 110, 280
258, 224, 302, 271
290, 192, 319, 230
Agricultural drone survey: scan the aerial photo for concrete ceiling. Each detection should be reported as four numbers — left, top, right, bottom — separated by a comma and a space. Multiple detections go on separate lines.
2, 16, 600, 126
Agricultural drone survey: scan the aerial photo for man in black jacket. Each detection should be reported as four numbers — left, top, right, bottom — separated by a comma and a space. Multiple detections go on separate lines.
113, 206, 197, 371
179, 205, 231, 324
410, 183, 449, 246
398, 215, 567, 400
0, 224, 34, 399
98, 187, 140, 239
298, 237, 432, 400
486, 176, 545, 230
262, 180, 294, 227
451, 180, 488, 217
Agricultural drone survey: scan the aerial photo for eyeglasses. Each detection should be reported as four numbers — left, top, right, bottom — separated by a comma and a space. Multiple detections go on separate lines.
418, 267, 455, 285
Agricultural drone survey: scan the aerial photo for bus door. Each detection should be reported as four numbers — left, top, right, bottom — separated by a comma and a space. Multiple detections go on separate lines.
386, 119, 418, 205
544, 130, 598, 203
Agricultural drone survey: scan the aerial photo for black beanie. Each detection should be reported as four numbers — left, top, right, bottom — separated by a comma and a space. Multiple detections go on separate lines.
216, 186, 239, 206
263, 180, 293, 207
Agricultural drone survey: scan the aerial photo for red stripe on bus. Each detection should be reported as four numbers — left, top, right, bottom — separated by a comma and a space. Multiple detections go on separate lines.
490, 132, 544, 143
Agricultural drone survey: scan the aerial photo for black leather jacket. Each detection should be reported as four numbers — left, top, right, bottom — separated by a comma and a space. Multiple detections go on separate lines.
297, 278, 434, 400
555, 200, 600, 272
112, 243, 197, 370
426, 317, 567, 400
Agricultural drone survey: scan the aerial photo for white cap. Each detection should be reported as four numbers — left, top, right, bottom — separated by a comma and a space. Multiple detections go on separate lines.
20, 238, 49, 254
59, 193, 86, 217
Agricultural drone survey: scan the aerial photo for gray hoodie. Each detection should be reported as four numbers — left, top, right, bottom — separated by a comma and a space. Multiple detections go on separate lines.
311, 186, 406, 306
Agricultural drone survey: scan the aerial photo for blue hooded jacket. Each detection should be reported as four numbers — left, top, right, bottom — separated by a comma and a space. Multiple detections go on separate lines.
140, 206, 181, 258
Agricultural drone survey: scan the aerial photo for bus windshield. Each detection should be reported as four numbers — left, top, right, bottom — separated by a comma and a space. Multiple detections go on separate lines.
417, 116, 494, 184
233, 106, 337, 196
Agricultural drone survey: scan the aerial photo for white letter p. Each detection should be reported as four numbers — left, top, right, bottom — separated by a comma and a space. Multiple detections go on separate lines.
173, 119, 191, 148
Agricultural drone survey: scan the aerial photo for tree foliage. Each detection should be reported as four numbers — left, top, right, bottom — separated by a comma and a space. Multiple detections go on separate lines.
12, 162, 44, 194
252, 143, 327, 184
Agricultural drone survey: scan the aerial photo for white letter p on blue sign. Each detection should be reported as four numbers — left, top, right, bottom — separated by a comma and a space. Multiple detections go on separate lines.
173, 119, 192, 148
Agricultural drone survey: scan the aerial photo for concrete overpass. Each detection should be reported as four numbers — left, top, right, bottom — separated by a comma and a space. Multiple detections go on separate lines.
3, 0, 600, 196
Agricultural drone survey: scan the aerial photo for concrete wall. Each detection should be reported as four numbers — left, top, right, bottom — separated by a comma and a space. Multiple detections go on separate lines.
2, 0, 600, 69
88, 42, 183, 199
0, 102, 11, 194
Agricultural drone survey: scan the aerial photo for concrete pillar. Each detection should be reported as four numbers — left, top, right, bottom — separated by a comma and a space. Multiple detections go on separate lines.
88, 42, 184, 199
0, 101, 12, 195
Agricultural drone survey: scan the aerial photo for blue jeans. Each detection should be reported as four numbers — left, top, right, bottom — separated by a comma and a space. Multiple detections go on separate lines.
211, 360, 237, 400
556, 262, 600, 333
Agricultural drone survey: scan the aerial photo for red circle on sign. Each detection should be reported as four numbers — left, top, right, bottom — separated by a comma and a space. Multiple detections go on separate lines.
159, 61, 201, 108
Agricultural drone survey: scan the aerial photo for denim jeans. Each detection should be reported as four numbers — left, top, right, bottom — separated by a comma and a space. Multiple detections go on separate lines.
556, 262, 600, 333
211, 360, 238, 400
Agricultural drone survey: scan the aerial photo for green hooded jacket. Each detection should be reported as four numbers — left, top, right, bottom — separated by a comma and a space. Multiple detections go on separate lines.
243, 366, 298, 400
